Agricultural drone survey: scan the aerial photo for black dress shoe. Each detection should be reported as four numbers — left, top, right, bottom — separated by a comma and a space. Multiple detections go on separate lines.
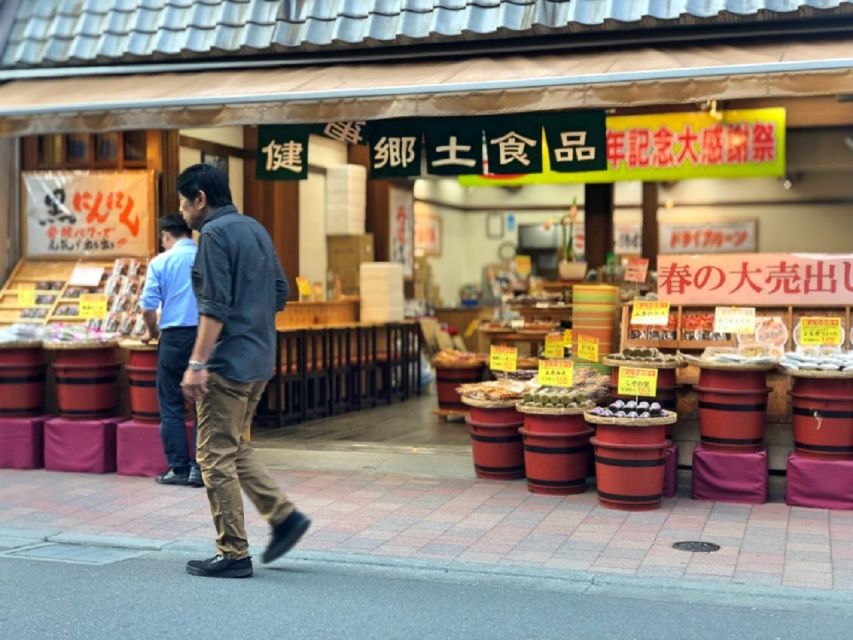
261, 510, 311, 564
187, 467, 204, 487
155, 470, 189, 485
186, 555, 253, 578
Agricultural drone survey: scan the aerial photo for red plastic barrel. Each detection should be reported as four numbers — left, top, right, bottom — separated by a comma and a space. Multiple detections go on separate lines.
0, 344, 45, 416
467, 413, 524, 480
791, 377, 853, 458
435, 364, 484, 411
591, 437, 670, 511
124, 344, 160, 423
50, 345, 120, 419
520, 427, 592, 495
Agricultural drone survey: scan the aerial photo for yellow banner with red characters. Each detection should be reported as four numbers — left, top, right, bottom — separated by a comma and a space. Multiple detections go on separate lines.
460, 108, 785, 186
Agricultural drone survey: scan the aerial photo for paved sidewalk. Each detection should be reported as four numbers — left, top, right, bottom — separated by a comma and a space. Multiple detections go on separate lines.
2, 466, 852, 592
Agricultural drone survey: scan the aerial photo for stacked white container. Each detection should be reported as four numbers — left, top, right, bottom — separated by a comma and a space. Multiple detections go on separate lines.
360, 262, 405, 323
325, 164, 366, 234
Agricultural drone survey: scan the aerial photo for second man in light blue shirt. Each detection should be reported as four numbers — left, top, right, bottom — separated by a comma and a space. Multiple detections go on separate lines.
140, 214, 202, 487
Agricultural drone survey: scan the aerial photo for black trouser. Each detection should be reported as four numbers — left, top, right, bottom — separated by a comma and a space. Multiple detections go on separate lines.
157, 326, 198, 474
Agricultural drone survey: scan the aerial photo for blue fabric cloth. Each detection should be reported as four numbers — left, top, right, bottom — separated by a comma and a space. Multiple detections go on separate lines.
140, 238, 199, 329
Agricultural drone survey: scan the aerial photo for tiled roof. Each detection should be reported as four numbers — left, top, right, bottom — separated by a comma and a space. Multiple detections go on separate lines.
2, 0, 852, 68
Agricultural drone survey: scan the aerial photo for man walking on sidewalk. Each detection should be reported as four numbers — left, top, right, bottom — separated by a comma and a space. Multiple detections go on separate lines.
178, 163, 310, 579
140, 214, 203, 488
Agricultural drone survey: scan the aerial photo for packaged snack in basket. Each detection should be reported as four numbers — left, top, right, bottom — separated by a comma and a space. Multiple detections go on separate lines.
104, 312, 123, 334
86, 318, 102, 331
120, 314, 136, 336
126, 259, 142, 278
112, 258, 129, 276
111, 294, 131, 314
119, 277, 140, 297
132, 315, 147, 338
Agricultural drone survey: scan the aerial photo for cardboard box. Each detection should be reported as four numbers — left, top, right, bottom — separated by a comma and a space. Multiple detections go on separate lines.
327, 234, 374, 294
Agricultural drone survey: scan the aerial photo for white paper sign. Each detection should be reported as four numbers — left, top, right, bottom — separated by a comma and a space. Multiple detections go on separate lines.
69, 266, 105, 287
388, 186, 414, 279
24, 170, 152, 257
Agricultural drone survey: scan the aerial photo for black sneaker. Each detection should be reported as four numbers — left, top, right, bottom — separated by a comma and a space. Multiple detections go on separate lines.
186, 555, 253, 578
187, 467, 204, 488
261, 510, 311, 564
155, 470, 188, 485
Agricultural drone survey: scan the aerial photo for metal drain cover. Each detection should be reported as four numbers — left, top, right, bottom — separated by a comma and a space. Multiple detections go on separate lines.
672, 541, 720, 553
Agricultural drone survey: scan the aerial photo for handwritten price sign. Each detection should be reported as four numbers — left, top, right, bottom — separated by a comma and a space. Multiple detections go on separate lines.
617, 367, 659, 397
800, 317, 843, 346
17, 283, 36, 307
631, 300, 671, 326
563, 329, 573, 345
576, 334, 599, 362
625, 257, 650, 283
295, 277, 313, 299
714, 306, 756, 335
79, 294, 108, 320
538, 359, 574, 388
490, 345, 518, 373
544, 332, 566, 358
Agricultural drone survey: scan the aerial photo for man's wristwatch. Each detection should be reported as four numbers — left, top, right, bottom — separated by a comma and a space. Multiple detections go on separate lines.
188, 360, 207, 372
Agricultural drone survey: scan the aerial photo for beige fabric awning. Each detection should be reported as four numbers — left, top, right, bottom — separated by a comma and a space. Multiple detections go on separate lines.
0, 38, 850, 136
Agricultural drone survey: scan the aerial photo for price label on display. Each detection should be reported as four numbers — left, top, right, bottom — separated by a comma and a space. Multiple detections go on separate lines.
79, 294, 108, 319
625, 257, 650, 283
295, 277, 313, 299
538, 359, 574, 388
631, 300, 671, 326
714, 306, 756, 335
563, 329, 573, 345
617, 367, 659, 397
576, 334, 599, 362
514, 255, 532, 278
16, 282, 36, 307
800, 317, 843, 346
543, 332, 566, 358
489, 345, 518, 372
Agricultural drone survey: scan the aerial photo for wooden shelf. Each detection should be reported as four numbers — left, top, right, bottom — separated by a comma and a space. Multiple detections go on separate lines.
620, 303, 852, 351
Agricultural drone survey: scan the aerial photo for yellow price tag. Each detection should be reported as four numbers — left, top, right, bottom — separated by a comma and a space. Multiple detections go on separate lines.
514, 255, 532, 277
464, 319, 480, 339
800, 317, 843, 346
576, 334, 599, 362
543, 332, 565, 358
490, 345, 518, 373
617, 366, 659, 397
79, 294, 108, 320
714, 306, 756, 335
563, 329, 573, 345
295, 277, 313, 299
17, 283, 36, 307
631, 300, 671, 326
538, 359, 574, 388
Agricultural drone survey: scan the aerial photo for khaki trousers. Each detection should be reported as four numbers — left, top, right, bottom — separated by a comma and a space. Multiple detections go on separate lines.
196, 371, 294, 559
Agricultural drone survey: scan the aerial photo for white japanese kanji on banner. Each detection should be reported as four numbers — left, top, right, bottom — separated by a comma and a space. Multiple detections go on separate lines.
24, 171, 152, 257
388, 186, 414, 279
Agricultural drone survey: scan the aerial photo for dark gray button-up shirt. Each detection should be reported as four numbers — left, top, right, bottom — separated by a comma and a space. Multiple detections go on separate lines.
192, 204, 289, 382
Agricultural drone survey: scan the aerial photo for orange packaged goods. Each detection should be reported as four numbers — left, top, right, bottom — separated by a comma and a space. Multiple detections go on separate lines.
432, 348, 484, 368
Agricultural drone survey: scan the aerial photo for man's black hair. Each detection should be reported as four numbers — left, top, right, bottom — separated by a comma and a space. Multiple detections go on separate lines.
159, 213, 192, 238
177, 163, 233, 208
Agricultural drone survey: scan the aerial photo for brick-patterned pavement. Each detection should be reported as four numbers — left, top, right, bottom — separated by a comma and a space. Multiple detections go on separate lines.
2, 467, 852, 592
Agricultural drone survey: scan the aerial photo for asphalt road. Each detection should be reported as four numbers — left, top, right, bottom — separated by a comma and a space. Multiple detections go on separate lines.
2, 546, 852, 640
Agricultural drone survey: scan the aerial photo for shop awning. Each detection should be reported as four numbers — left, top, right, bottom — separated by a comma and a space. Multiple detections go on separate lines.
0, 37, 850, 137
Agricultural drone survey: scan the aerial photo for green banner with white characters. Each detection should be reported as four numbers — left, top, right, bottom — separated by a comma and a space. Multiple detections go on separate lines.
255, 111, 607, 180
256, 125, 311, 181
423, 118, 484, 176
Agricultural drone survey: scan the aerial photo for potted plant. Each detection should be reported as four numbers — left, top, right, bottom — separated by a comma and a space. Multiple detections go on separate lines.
558, 197, 587, 280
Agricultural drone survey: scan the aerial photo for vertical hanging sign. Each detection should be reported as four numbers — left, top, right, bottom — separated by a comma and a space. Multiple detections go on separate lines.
257, 125, 310, 181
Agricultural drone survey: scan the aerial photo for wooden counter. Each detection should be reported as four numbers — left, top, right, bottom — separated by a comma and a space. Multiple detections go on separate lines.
434, 306, 495, 351
276, 299, 360, 330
